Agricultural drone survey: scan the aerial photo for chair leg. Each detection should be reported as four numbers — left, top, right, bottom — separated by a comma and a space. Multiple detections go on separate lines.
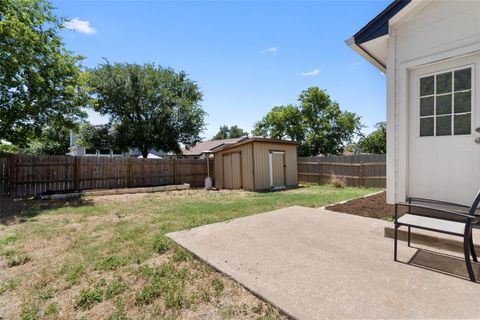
408, 226, 411, 247
470, 234, 478, 263
464, 231, 476, 282
394, 224, 398, 261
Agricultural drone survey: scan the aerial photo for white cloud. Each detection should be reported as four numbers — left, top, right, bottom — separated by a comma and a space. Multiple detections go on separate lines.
260, 47, 277, 54
64, 18, 96, 35
301, 69, 320, 77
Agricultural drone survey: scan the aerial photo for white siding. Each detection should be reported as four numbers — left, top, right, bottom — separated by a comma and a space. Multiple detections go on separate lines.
388, 0, 480, 204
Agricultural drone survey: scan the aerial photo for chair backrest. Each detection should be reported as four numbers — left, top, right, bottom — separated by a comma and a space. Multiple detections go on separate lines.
469, 189, 480, 216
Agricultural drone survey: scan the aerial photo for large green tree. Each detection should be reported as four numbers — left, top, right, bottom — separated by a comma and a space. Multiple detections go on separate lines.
212, 125, 248, 140
356, 122, 386, 154
76, 123, 116, 150
0, 0, 86, 146
253, 87, 361, 156
85, 62, 206, 158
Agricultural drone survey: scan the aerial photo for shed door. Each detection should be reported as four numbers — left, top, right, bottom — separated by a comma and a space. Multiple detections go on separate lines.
408, 54, 480, 205
223, 153, 242, 189
269, 151, 285, 188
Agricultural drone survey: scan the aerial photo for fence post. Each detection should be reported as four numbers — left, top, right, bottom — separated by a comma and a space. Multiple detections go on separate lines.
317, 162, 321, 185
9, 155, 16, 198
127, 158, 132, 187
359, 161, 364, 187
74, 157, 80, 191
173, 159, 177, 185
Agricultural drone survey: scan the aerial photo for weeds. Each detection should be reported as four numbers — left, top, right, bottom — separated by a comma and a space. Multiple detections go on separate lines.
20, 303, 40, 320
75, 288, 103, 310
0, 278, 20, 294
329, 174, 347, 188
44, 303, 59, 316
152, 235, 169, 253
0, 234, 17, 245
7, 254, 31, 267
95, 255, 127, 271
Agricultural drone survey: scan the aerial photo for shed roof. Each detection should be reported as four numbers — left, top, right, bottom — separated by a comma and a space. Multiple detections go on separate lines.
182, 136, 248, 155
212, 137, 299, 154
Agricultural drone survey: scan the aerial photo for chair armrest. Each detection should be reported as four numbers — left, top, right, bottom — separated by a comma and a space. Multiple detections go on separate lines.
407, 197, 470, 209
395, 202, 478, 223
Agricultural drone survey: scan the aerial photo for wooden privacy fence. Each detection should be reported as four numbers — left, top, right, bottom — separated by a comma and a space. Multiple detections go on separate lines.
0, 155, 214, 198
298, 154, 386, 188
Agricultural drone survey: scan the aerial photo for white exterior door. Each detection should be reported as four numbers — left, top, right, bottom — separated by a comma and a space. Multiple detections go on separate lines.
408, 54, 480, 205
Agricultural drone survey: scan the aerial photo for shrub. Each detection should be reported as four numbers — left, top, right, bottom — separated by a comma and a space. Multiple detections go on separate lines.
329, 174, 346, 188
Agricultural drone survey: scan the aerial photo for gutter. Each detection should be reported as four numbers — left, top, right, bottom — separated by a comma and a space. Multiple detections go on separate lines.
345, 36, 386, 73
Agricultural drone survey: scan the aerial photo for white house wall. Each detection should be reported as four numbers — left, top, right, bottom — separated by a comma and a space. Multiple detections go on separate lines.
387, 0, 480, 204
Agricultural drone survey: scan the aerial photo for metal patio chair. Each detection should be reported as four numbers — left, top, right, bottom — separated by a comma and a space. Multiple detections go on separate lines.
394, 190, 480, 282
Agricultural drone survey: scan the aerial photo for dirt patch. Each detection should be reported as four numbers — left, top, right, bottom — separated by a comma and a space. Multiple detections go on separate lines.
326, 191, 393, 219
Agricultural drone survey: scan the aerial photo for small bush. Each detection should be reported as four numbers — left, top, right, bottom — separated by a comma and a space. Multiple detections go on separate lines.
152, 235, 169, 254
75, 288, 103, 310
329, 174, 346, 188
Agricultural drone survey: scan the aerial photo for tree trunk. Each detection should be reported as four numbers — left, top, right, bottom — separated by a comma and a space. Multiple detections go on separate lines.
141, 148, 148, 158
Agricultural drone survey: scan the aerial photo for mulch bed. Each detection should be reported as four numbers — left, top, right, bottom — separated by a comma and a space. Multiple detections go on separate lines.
326, 191, 394, 220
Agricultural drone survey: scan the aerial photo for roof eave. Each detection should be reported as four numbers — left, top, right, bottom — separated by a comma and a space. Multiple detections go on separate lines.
346, 37, 386, 73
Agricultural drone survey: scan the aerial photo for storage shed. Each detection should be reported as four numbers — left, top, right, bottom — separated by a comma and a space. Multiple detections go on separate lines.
213, 138, 298, 191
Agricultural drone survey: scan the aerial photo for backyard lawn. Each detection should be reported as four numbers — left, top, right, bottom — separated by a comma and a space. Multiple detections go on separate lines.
0, 184, 378, 319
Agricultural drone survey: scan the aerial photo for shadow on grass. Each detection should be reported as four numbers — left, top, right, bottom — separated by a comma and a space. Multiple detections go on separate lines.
0, 196, 94, 225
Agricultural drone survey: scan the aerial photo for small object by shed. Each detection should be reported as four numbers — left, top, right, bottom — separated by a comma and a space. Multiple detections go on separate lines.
212, 137, 298, 191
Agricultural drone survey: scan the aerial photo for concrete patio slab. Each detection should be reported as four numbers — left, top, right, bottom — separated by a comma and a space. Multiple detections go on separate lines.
167, 206, 480, 319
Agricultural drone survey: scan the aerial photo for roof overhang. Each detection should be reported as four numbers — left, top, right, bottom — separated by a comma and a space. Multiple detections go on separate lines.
346, 0, 412, 72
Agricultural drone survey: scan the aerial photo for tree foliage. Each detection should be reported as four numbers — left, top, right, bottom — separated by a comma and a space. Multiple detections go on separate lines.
76, 123, 116, 150
212, 125, 248, 140
356, 122, 386, 154
23, 125, 71, 155
253, 87, 362, 156
0, 0, 86, 146
85, 62, 206, 158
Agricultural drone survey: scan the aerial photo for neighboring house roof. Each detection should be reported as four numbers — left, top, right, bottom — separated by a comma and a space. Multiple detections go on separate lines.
212, 137, 299, 154
346, 0, 411, 72
182, 136, 248, 155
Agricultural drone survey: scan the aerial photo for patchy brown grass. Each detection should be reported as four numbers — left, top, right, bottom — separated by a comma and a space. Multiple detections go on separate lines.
0, 185, 377, 319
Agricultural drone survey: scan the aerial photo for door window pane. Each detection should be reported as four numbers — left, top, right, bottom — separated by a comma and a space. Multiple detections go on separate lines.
420, 76, 434, 96
436, 115, 452, 136
436, 94, 452, 115
454, 91, 471, 113
454, 68, 471, 91
420, 97, 434, 116
436, 72, 452, 94
454, 114, 471, 135
420, 117, 434, 136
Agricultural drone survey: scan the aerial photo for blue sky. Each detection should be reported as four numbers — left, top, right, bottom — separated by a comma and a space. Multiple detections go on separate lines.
54, 0, 389, 140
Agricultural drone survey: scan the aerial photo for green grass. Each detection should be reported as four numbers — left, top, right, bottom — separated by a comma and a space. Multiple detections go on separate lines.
0, 184, 378, 319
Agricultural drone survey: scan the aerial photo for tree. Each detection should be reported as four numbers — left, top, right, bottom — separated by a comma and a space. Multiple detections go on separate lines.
23, 125, 72, 155
253, 87, 361, 156
212, 125, 248, 140
76, 123, 116, 150
0, 0, 86, 147
85, 62, 206, 158
356, 122, 386, 154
